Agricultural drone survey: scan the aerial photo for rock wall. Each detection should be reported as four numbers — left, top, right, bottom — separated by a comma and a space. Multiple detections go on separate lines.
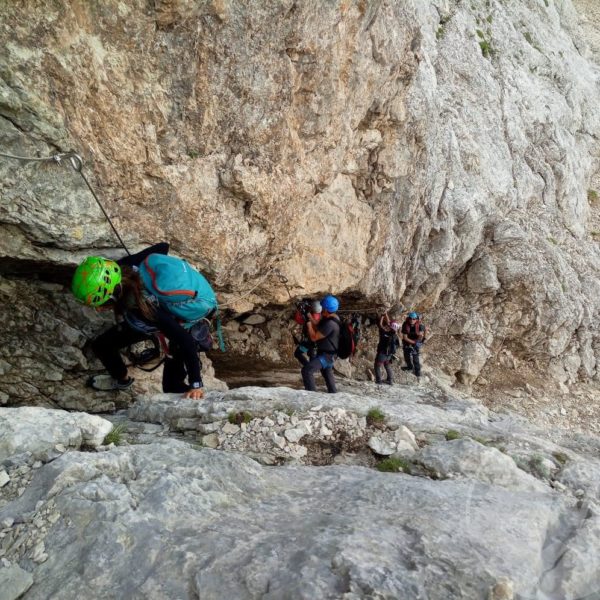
1, 0, 600, 398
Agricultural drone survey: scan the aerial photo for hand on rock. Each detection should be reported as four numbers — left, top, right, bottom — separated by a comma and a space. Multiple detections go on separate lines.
184, 388, 204, 400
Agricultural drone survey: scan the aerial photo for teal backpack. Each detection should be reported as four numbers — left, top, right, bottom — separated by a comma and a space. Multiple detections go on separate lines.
138, 254, 217, 328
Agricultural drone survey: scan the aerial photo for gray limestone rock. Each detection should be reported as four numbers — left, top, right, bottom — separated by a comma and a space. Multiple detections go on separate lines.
415, 439, 547, 492
0, 564, 33, 600
0, 384, 599, 598
0, 407, 113, 465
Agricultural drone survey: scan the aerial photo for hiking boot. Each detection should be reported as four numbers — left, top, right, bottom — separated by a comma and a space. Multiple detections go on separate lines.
88, 375, 134, 392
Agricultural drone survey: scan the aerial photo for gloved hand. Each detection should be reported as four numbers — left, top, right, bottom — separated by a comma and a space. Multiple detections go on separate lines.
415, 342, 423, 349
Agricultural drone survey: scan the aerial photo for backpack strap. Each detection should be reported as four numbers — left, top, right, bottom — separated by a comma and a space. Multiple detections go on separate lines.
320, 315, 341, 352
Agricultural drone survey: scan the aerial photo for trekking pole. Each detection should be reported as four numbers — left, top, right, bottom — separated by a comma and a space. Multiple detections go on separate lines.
0, 149, 131, 256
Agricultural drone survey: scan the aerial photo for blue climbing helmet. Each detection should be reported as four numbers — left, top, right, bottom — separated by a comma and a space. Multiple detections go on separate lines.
321, 294, 340, 313
408, 311, 419, 319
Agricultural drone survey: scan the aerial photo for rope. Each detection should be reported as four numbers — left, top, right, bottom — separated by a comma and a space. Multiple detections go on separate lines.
0, 149, 130, 255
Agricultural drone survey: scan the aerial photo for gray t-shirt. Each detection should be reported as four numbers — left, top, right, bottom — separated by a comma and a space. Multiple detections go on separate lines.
316, 317, 340, 354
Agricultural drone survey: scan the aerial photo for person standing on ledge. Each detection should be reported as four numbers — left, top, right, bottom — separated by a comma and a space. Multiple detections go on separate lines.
374, 311, 400, 385
292, 299, 322, 366
401, 311, 427, 379
301, 294, 341, 393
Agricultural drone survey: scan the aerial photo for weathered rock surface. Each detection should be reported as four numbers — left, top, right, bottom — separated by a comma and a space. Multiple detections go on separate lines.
0, 407, 112, 465
2, 382, 600, 599
1, 0, 600, 405
414, 438, 546, 492
0, 564, 34, 600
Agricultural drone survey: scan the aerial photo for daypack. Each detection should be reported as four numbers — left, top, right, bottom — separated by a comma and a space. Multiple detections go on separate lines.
337, 317, 359, 360
138, 254, 217, 328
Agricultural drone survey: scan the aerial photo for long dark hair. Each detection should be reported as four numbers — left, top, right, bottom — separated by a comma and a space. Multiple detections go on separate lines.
113, 266, 156, 321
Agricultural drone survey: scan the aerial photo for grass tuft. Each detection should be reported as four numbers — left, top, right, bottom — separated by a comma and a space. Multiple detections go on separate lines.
366, 408, 386, 426
103, 424, 126, 446
445, 429, 462, 441
376, 457, 412, 474
552, 451, 568, 466
228, 411, 253, 425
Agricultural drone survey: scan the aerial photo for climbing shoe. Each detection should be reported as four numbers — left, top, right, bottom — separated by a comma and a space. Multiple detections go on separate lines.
87, 374, 134, 392
401, 366, 412, 371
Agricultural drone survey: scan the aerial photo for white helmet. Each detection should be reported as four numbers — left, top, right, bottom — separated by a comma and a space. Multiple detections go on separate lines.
390, 321, 400, 331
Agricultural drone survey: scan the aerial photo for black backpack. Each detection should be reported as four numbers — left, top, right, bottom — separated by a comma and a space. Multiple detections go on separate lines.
337, 316, 360, 359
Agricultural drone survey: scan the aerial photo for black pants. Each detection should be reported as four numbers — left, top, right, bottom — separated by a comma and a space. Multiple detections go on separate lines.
403, 345, 421, 377
301, 355, 337, 393
374, 353, 393, 384
92, 323, 192, 393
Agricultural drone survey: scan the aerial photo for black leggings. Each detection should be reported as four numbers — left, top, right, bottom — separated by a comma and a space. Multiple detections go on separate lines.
91, 323, 192, 393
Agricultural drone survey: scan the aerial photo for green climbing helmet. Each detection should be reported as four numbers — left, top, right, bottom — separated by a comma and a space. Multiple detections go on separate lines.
71, 256, 121, 306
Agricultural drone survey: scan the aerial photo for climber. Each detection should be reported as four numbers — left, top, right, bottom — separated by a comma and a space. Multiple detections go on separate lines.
374, 312, 400, 385
401, 311, 427, 379
71, 243, 216, 400
301, 294, 341, 394
292, 299, 322, 366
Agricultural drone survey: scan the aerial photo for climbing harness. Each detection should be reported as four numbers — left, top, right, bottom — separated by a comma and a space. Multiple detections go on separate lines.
0, 149, 130, 255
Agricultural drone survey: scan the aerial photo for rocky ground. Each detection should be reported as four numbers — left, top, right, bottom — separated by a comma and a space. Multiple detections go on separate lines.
2, 382, 600, 600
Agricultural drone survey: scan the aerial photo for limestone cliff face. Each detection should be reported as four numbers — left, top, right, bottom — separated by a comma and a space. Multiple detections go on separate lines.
1, 0, 600, 401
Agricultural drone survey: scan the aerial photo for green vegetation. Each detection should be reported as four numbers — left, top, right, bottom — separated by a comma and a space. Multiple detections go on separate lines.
187, 150, 200, 159
366, 408, 386, 425
544, 0, 549, 7
552, 451, 568, 466
479, 39, 493, 58
529, 454, 550, 479
523, 31, 542, 53
588, 189, 599, 203
103, 424, 126, 446
445, 429, 462, 441
377, 457, 412, 474
437, 13, 451, 40
228, 411, 253, 425
512, 454, 553, 479
547, 236, 558, 245
511, 455, 529, 472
